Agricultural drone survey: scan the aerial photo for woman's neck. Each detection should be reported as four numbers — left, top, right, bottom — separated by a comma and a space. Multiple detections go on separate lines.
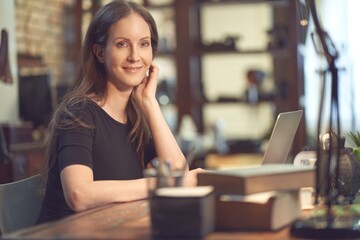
99, 83, 132, 124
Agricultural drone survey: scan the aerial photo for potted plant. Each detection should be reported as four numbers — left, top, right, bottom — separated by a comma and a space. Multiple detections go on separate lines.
349, 131, 360, 160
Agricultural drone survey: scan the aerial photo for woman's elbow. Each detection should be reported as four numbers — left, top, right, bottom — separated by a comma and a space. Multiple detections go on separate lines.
65, 189, 89, 213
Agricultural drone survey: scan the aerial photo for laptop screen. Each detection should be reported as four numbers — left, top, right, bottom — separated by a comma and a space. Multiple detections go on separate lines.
262, 110, 303, 165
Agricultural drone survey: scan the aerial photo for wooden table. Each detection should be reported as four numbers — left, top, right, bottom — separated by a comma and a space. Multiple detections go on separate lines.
2, 200, 301, 240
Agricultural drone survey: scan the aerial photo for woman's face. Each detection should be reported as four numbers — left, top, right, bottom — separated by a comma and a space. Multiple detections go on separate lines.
97, 13, 153, 90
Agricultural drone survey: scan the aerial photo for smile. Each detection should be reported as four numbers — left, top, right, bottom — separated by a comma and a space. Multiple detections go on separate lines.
123, 66, 143, 73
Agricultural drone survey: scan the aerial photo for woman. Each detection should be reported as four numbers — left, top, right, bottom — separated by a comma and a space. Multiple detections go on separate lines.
37, 0, 203, 224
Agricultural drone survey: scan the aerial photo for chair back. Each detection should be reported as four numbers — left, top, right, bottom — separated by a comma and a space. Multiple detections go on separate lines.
0, 174, 45, 234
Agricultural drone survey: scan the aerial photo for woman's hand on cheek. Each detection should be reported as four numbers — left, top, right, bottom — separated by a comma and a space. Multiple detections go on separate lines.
133, 63, 159, 110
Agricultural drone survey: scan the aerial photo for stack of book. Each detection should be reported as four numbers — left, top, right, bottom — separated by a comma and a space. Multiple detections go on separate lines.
197, 164, 315, 231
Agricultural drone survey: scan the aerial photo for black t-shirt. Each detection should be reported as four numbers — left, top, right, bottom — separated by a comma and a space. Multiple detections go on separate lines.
37, 100, 156, 224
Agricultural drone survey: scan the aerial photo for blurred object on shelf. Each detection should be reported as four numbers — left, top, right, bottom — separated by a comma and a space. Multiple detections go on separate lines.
247, 70, 266, 86
201, 35, 240, 52
244, 69, 275, 104
213, 120, 229, 154
244, 70, 264, 104
267, 25, 289, 50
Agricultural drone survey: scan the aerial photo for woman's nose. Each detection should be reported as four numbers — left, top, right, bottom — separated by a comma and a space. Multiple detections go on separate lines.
127, 46, 139, 62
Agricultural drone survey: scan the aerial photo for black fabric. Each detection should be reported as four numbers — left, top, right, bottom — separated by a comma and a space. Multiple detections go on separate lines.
37, 100, 156, 224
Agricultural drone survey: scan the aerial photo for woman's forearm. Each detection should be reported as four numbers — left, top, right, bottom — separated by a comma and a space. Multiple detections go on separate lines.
142, 98, 186, 170
61, 166, 149, 213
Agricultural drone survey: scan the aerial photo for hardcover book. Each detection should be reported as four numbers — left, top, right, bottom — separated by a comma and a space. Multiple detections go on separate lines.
216, 190, 301, 231
198, 164, 315, 195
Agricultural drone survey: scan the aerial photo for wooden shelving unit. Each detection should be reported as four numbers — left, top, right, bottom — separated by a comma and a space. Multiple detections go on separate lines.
171, 0, 306, 154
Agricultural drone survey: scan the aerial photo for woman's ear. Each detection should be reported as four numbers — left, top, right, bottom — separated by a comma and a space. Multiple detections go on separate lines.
93, 44, 105, 63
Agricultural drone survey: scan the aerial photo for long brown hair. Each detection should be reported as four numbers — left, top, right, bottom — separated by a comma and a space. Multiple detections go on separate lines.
44, 0, 158, 177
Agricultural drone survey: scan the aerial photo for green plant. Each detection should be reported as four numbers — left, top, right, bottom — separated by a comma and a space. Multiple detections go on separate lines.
349, 131, 360, 160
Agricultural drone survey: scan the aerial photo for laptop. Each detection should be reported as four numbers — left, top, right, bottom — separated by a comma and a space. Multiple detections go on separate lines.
261, 110, 303, 165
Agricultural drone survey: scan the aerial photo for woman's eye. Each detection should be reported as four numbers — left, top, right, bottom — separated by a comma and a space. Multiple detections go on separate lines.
116, 42, 127, 47
141, 41, 150, 47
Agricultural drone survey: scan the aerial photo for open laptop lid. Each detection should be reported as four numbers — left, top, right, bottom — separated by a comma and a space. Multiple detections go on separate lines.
262, 110, 303, 165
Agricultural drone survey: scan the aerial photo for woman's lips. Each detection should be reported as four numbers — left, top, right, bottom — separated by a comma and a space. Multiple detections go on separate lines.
123, 66, 143, 73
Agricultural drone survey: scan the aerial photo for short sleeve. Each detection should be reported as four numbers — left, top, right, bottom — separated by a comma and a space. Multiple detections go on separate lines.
57, 104, 95, 171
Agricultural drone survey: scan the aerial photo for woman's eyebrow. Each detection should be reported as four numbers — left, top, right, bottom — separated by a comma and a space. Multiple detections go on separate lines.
113, 36, 151, 41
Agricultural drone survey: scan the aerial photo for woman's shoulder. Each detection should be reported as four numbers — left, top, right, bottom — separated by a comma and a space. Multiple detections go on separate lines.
69, 98, 99, 113
63, 98, 102, 124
